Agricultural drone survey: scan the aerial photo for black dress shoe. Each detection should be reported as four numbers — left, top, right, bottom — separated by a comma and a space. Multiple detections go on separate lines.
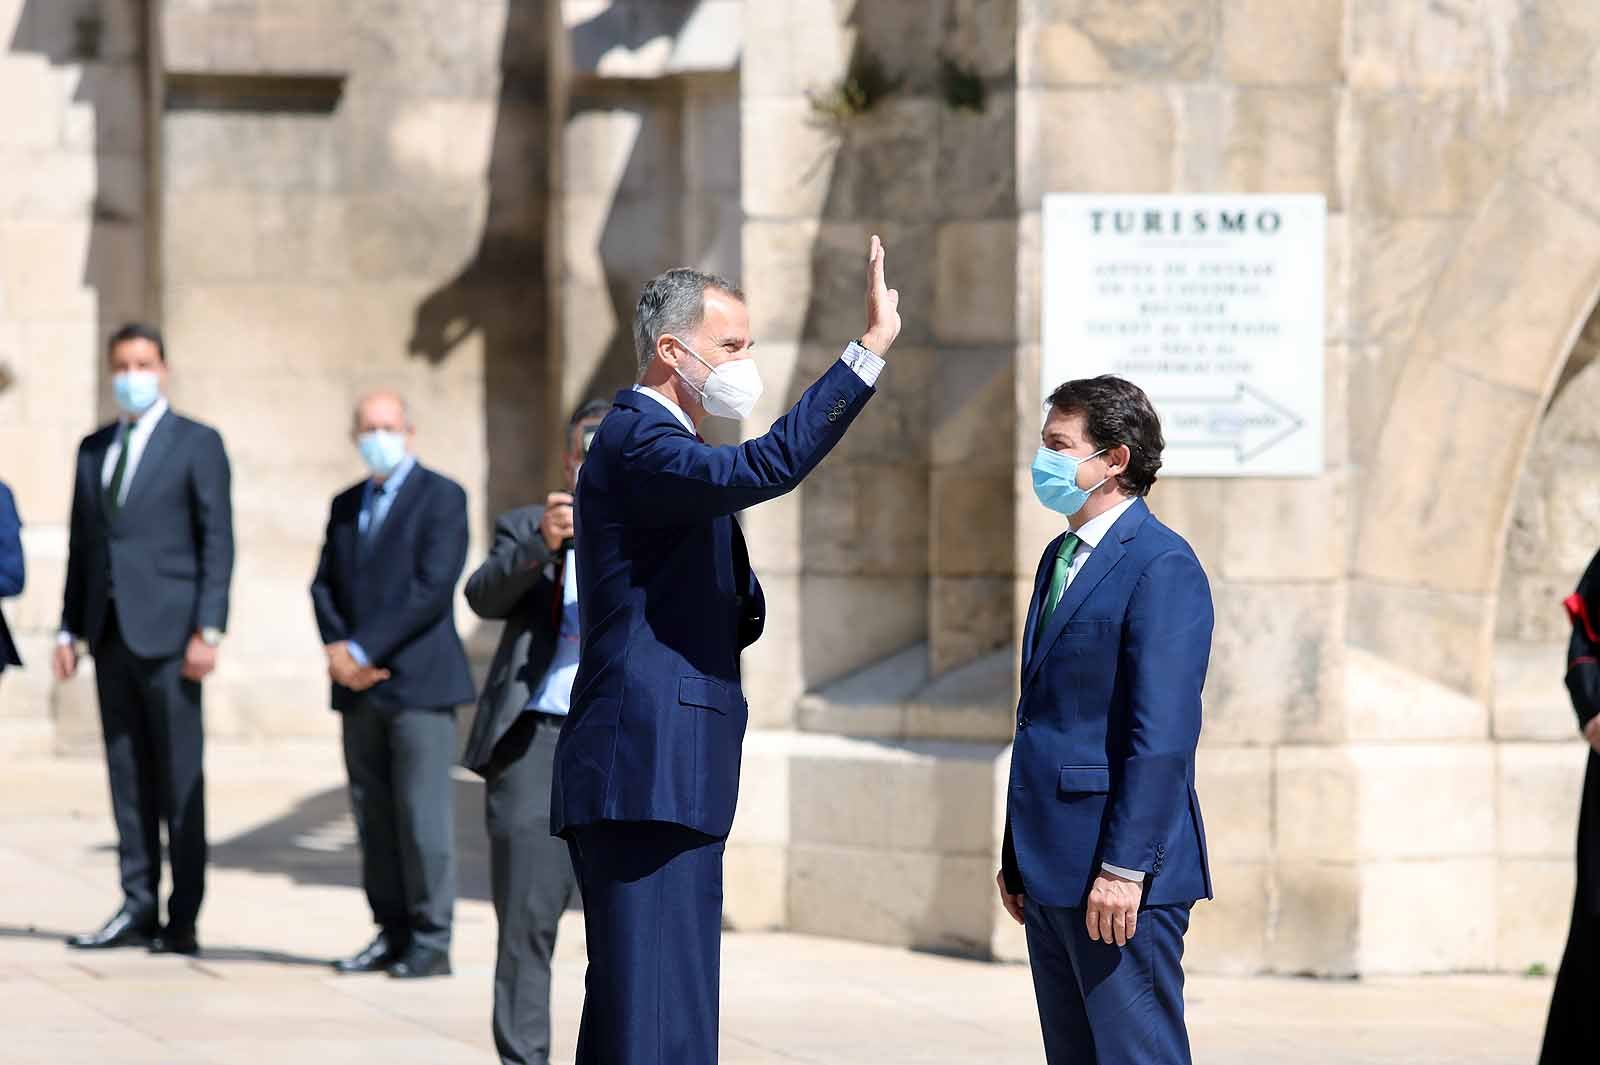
387, 945, 451, 979
149, 928, 200, 956
334, 933, 406, 974
66, 910, 156, 950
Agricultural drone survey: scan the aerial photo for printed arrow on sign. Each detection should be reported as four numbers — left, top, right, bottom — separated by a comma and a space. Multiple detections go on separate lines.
1156, 383, 1305, 463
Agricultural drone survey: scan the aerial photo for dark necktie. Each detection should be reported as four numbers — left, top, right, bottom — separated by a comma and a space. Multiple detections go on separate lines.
104, 421, 132, 515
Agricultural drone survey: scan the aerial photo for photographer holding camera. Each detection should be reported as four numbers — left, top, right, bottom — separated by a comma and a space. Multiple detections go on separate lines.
461, 398, 611, 1065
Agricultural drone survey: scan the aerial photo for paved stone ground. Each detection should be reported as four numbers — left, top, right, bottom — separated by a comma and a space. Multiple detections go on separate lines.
0, 744, 1552, 1064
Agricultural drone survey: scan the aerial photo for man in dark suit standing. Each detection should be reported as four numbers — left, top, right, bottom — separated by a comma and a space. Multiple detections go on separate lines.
552, 237, 901, 1064
463, 398, 610, 1065
999, 375, 1213, 1065
312, 388, 475, 980
55, 323, 234, 957
0, 478, 24, 678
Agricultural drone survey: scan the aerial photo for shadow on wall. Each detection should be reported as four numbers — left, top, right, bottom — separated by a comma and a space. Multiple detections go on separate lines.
571, 2, 738, 430
407, 0, 554, 521
10, 0, 150, 409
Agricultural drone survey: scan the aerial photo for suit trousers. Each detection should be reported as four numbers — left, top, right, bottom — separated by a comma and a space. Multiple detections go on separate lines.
341, 703, 456, 952
1025, 898, 1193, 1065
486, 711, 579, 1065
567, 820, 725, 1065
93, 612, 207, 930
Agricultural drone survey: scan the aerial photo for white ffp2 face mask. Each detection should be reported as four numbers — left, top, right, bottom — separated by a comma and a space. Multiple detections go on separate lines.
668, 336, 764, 421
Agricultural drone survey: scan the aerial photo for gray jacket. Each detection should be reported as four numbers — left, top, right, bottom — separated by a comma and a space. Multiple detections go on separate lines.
460, 504, 562, 776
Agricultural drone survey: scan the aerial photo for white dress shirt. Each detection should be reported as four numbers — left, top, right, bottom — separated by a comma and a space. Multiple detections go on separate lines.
1060, 496, 1137, 595
526, 548, 581, 715
1059, 495, 1145, 884
59, 398, 171, 645
632, 341, 886, 430
100, 396, 169, 506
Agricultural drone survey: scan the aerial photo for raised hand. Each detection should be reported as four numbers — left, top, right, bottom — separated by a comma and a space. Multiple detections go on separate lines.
860, 234, 902, 356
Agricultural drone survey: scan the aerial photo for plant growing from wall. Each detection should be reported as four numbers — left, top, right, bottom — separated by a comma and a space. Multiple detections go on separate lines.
808, 47, 898, 125
940, 56, 986, 113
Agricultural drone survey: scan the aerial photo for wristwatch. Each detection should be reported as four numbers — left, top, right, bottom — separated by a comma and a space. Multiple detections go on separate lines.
200, 627, 224, 647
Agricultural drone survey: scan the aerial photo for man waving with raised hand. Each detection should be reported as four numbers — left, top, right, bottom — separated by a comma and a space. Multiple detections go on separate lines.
553, 237, 901, 1064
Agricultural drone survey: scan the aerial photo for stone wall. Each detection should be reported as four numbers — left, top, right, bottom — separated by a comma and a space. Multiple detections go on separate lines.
16, 0, 559, 745
7, 0, 1600, 977
0, 0, 149, 754
551, 0, 742, 424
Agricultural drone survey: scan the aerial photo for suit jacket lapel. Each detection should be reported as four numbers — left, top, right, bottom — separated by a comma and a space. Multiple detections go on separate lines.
1019, 532, 1063, 678
85, 430, 115, 528
1021, 499, 1150, 691
362, 464, 426, 564
119, 413, 178, 519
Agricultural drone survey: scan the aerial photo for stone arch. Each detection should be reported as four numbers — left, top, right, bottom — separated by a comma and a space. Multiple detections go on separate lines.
1351, 61, 1600, 704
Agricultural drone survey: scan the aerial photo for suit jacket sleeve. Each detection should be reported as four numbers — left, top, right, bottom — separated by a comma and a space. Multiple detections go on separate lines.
465, 508, 553, 620
192, 427, 235, 632
59, 445, 91, 636
1100, 550, 1213, 876
349, 479, 470, 664
618, 359, 873, 527
310, 500, 349, 645
0, 482, 22, 599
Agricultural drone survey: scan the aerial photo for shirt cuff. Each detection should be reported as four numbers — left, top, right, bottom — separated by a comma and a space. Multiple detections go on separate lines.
841, 341, 886, 387
1101, 862, 1146, 883
57, 630, 77, 647
346, 641, 371, 667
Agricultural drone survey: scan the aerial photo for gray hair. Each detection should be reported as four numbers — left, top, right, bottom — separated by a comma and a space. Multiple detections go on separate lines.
632, 268, 744, 378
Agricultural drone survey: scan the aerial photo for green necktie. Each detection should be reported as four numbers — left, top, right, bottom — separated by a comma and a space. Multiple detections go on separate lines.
105, 421, 132, 514
1037, 533, 1081, 637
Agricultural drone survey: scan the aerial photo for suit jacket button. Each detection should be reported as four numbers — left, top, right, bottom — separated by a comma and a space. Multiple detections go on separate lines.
1016, 717, 1029, 730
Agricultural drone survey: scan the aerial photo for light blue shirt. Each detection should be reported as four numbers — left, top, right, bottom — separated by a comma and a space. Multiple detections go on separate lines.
346, 454, 417, 668
526, 548, 580, 715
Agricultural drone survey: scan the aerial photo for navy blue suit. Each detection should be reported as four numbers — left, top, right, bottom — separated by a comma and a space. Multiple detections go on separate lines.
310, 462, 476, 714
0, 479, 22, 671
554, 357, 875, 1064
1004, 497, 1213, 1065
311, 460, 475, 953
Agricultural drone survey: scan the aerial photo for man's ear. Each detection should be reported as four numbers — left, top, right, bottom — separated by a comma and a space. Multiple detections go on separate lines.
656, 333, 683, 369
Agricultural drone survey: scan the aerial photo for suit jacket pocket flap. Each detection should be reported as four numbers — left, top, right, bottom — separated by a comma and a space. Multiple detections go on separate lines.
678, 675, 737, 715
1058, 765, 1111, 794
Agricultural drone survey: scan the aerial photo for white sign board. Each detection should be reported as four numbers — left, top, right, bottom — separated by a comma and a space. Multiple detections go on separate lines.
1041, 195, 1326, 477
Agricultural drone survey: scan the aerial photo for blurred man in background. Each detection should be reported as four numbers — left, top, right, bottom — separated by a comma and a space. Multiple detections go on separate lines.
311, 389, 474, 980
0, 477, 23, 680
463, 398, 610, 1065
999, 375, 1212, 1065
56, 323, 235, 958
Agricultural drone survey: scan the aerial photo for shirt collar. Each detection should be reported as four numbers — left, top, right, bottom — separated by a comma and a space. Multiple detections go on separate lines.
1072, 496, 1137, 550
122, 395, 169, 434
371, 453, 418, 495
632, 384, 695, 434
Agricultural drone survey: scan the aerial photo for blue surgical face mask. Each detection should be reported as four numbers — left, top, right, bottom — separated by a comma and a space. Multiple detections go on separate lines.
357, 430, 409, 478
112, 371, 162, 416
1031, 446, 1107, 517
